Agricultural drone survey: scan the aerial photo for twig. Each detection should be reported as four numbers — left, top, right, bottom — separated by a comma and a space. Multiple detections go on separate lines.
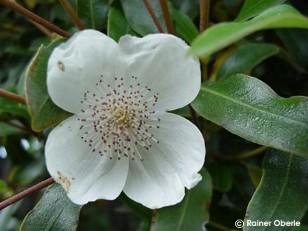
199, 0, 210, 81
143, 0, 164, 33
59, 0, 85, 30
159, 0, 174, 34
0, 89, 26, 105
0, 178, 55, 210
199, 0, 210, 32
0, 0, 71, 38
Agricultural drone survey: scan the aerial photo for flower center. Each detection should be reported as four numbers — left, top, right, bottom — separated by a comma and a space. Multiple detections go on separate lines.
77, 75, 160, 160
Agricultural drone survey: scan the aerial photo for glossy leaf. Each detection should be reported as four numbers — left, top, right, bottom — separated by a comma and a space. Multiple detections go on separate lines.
190, 5, 308, 57
244, 149, 308, 231
192, 74, 308, 156
236, 0, 286, 21
120, 0, 165, 35
75, 0, 109, 30
150, 169, 212, 231
20, 183, 82, 231
215, 43, 280, 80
25, 39, 71, 132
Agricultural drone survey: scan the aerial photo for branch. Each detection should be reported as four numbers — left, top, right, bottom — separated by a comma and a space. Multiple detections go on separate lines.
59, 0, 85, 30
0, 0, 71, 38
143, 0, 164, 33
159, 0, 174, 34
0, 178, 55, 210
0, 89, 26, 105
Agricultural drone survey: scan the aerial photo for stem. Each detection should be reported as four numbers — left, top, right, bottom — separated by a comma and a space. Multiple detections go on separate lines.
59, 0, 85, 30
0, 0, 71, 38
0, 178, 55, 210
159, 0, 174, 34
199, 0, 210, 32
199, 0, 210, 81
223, 146, 267, 161
0, 89, 26, 105
143, 0, 164, 33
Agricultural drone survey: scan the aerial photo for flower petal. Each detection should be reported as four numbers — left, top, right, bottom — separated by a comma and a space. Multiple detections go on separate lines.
47, 29, 118, 114
45, 115, 129, 204
118, 34, 201, 111
123, 113, 205, 208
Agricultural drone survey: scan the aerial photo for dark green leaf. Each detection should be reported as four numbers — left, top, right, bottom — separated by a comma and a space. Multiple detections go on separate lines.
25, 39, 71, 132
215, 43, 280, 80
120, 0, 165, 35
192, 74, 308, 156
171, 6, 198, 44
276, 29, 308, 70
107, 2, 131, 41
151, 169, 212, 231
190, 5, 308, 57
75, 0, 109, 30
0, 97, 29, 119
236, 0, 286, 21
244, 149, 308, 231
20, 183, 82, 231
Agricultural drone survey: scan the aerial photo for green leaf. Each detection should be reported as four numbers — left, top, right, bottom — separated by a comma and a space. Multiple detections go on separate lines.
236, 0, 286, 21
107, 2, 131, 41
150, 169, 212, 231
171, 6, 198, 44
20, 183, 82, 231
120, 0, 165, 35
190, 5, 308, 57
215, 43, 280, 80
0, 97, 29, 119
244, 149, 308, 231
25, 39, 71, 132
192, 74, 308, 156
75, 0, 109, 30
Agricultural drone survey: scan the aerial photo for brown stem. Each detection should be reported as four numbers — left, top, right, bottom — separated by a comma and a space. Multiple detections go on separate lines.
0, 0, 71, 38
159, 0, 174, 34
199, 0, 210, 81
59, 0, 85, 30
0, 178, 55, 210
0, 89, 26, 105
143, 0, 164, 33
199, 0, 210, 32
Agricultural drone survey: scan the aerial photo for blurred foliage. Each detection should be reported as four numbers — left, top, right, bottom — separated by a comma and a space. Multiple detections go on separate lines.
0, 0, 307, 230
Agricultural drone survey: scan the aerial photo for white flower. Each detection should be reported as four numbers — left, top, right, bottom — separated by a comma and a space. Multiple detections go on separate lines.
45, 29, 205, 209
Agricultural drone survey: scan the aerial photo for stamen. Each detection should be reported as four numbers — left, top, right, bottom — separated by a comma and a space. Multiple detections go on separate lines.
77, 75, 161, 161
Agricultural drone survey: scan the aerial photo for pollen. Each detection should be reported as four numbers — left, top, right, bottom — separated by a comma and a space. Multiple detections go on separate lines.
77, 75, 160, 160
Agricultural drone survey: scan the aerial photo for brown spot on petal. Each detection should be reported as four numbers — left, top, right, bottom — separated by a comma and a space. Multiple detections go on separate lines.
57, 60, 65, 72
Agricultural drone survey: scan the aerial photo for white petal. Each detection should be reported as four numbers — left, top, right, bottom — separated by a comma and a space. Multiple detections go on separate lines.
118, 34, 201, 111
123, 113, 205, 208
45, 115, 129, 204
47, 30, 118, 114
